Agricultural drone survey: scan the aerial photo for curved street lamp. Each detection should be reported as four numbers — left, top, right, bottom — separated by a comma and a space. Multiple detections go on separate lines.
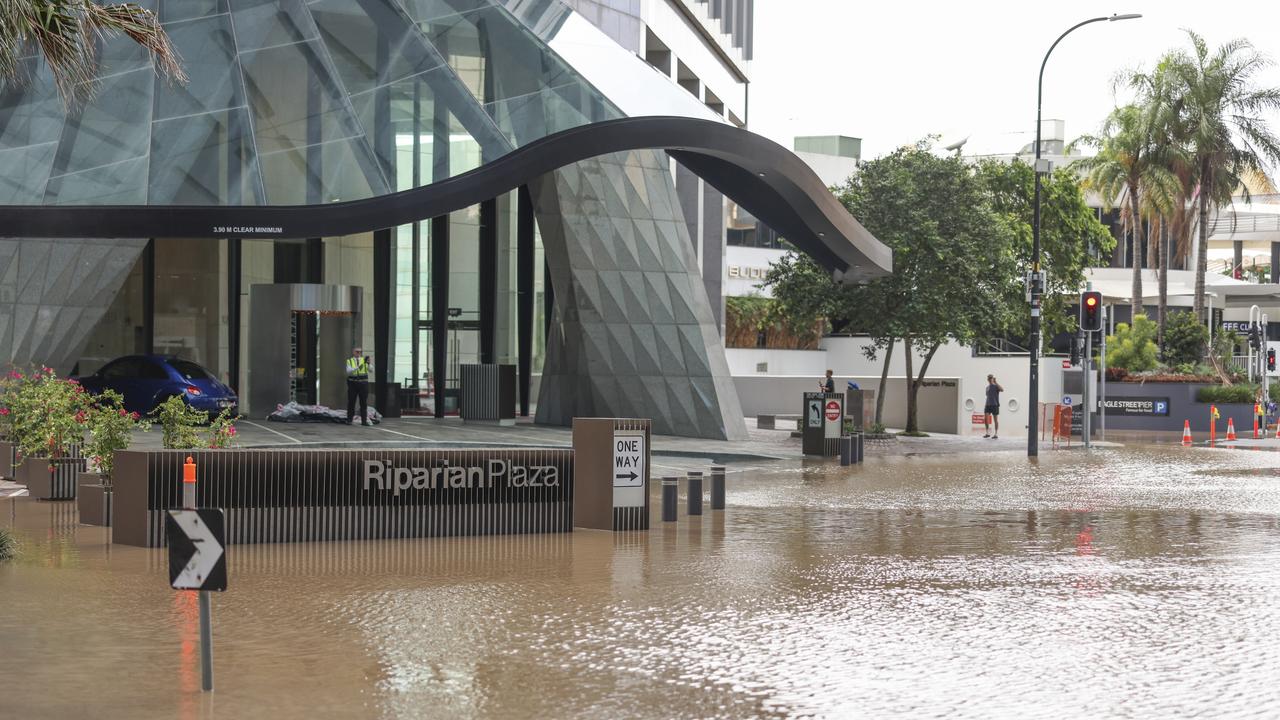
1027, 13, 1141, 458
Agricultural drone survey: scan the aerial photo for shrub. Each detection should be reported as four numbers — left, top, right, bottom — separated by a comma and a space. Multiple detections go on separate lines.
152, 396, 238, 450
1162, 311, 1209, 366
84, 390, 148, 482
1105, 314, 1159, 372
0, 528, 16, 561
0, 367, 36, 440
1196, 384, 1259, 404
8, 368, 90, 467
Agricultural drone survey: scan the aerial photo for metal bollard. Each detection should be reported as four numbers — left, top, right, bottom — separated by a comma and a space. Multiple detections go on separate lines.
710, 465, 726, 510
839, 436, 853, 466
687, 471, 703, 516
662, 477, 678, 522
855, 432, 864, 464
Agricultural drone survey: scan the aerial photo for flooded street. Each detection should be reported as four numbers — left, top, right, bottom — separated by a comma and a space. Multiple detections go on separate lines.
4, 445, 1280, 718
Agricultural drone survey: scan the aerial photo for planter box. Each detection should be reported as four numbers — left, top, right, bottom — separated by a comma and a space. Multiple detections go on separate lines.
16, 455, 88, 500
77, 473, 111, 526
0, 440, 13, 480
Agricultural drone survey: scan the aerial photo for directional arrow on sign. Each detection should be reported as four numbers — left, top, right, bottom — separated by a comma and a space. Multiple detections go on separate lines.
615, 471, 638, 482
167, 509, 227, 592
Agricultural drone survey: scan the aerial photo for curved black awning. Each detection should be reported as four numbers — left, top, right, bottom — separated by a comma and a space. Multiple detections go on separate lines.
0, 116, 890, 282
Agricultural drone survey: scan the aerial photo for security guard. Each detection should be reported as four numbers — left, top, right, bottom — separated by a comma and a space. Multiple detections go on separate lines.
345, 346, 372, 426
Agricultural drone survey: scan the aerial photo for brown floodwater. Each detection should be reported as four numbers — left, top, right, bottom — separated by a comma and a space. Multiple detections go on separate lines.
4, 445, 1280, 719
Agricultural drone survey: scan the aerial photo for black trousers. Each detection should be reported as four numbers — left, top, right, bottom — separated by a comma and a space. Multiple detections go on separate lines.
347, 380, 369, 423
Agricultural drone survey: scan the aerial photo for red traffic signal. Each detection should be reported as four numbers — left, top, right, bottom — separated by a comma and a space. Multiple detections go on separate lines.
1268, 348, 1276, 373
1080, 291, 1103, 332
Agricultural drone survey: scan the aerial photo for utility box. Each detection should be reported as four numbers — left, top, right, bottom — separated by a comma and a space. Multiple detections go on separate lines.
802, 392, 845, 456
845, 387, 875, 430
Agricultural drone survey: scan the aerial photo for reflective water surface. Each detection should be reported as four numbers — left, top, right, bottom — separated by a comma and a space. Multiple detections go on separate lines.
4, 445, 1280, 718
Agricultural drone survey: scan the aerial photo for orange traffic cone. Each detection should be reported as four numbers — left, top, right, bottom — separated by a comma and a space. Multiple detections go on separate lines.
1226, 418, 1238, 441
1274, 422, 1279, 440
1182, 420, 1193, 446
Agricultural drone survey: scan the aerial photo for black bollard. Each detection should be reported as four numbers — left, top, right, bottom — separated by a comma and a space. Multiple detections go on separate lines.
662, 477, 678, 522
710, 465, 726, 510
839, 436, 852, 466
687, 471, 703, 516
856, 432, 864, 463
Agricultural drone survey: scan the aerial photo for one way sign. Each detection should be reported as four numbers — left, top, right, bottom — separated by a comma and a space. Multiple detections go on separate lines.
166, 509, 227, 592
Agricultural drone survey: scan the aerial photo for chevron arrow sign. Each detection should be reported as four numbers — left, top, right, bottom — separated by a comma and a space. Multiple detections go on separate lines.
166, 509, 227, 592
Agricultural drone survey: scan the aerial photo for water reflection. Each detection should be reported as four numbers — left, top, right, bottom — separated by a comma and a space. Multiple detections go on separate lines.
2, 446, 1280, 718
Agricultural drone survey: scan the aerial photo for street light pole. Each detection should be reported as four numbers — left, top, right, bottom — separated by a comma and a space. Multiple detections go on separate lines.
1027, 12, 1141, 458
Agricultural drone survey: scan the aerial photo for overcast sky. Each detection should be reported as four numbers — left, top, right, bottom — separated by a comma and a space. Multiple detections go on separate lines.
750, 0, 1280, 161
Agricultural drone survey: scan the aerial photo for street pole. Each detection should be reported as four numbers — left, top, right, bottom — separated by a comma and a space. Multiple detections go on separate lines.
1100, 306, 1107, 441
1027, 12, 1141, 459
1083, 285, 1092, 449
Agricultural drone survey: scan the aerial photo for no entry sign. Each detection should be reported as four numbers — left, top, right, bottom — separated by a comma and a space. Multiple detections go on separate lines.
825, 400, 841, 422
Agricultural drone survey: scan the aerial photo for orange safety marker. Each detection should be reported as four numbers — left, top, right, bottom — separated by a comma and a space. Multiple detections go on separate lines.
1182, 420, 1193, 446
1226, 418, 1237, 442
183, 455, 197, 508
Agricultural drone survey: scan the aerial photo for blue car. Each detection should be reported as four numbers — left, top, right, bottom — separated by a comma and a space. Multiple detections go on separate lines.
76, 355, 238, 417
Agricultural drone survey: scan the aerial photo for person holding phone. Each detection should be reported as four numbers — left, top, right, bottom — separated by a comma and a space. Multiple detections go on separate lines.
983, 374, 1003, 439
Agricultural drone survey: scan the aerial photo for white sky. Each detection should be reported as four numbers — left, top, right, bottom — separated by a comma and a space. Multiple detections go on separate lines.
750, 0, 1280, 161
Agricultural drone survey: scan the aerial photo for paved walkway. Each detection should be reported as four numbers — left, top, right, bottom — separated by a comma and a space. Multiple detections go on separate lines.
122, 416, 1068, 461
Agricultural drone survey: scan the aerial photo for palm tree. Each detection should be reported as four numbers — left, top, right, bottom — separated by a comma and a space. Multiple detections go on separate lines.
0, 0, 184, 108
1073, 104, 1176, 322
1162, 31, 1280, 322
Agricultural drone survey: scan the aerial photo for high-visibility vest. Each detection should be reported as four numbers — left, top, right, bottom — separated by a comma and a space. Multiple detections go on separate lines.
346, 357, 369, 379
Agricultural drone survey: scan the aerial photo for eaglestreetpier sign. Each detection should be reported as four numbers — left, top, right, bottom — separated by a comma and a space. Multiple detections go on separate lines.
363, 459, 561, 495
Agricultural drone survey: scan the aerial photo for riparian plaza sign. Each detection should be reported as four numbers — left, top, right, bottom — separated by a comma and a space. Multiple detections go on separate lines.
111, 448, 576, 548
364, 458, 561, 495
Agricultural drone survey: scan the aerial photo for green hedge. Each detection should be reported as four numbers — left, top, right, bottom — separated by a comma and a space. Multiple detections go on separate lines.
1196, 385, 1259, 404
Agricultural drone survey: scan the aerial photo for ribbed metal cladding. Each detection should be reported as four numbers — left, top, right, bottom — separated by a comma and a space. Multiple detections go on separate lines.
128, 448, 574, 548
459, 364, 516, 422
612, 418, 651, 532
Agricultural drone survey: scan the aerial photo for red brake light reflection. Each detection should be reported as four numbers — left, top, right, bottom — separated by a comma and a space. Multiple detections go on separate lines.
186, 385, 202, 395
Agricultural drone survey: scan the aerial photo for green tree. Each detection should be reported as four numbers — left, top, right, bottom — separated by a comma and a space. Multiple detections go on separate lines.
0, 0, 185, 107
975, 159, 1116, 343
1072, 105, 1179, 322
834, 142, 1019, 434
1105, 314, 1160, 372
1161, 309, 1209, 366
1157, 31, 1280, 322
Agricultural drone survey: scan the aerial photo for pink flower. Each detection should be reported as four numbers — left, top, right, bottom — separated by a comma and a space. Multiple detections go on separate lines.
118, 409, 127, 417
130, 412, 140, 420
0, 408, 8, 416
227, 426, 237, 436
42, 367, 52, 374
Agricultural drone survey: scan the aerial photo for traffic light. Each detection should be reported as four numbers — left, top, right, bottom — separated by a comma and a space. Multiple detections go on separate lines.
1249, 324, 1263, 351
1069, 335, 1081, 367
1080, 291, 1102, 332
1268, 348, 1276, 372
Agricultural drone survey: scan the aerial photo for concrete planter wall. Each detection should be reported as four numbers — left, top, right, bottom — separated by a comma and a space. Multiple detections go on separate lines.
1101, 382, 1259, 432
16, 455, 88, 500
77, 473, 111, 526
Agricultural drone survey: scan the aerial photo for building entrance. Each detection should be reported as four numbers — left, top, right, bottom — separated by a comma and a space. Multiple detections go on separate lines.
247, 284, 363, 416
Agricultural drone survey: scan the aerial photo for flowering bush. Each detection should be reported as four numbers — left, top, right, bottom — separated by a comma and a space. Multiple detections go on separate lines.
8, 367, 90, 468
83, 389, 149, 482
0, 367, 36, 440
152, 396, 238, 450
208, 409, 237, 449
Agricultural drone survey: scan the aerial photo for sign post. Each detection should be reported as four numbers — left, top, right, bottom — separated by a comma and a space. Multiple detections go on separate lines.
168, 457, 226, 693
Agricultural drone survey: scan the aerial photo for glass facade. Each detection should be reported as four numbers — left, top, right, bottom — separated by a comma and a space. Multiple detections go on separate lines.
0, 0, 767, 439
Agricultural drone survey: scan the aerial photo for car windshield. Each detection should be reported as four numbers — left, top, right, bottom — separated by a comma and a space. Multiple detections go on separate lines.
168, 360, 213, 381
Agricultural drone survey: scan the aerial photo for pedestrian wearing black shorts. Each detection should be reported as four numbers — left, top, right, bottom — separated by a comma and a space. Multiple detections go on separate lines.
984, 375, 1003, 439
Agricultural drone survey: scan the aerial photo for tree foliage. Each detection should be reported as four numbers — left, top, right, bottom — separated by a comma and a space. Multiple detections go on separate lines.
1105, 314, 1160, 372
1161, 310, 1209, 366
0, 0, 186, 107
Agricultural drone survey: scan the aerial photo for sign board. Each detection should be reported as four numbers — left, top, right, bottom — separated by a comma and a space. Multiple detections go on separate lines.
807, 399, 822, 428
612, 432, 646, 508
824, 400, 841, 422
1062, 396, 1073, 406
823, 396, 843, 439
166, 509, 227, 592
971, 413, 986, 425
1062, 360, 1072, 369
1101, 397, 1170, 416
